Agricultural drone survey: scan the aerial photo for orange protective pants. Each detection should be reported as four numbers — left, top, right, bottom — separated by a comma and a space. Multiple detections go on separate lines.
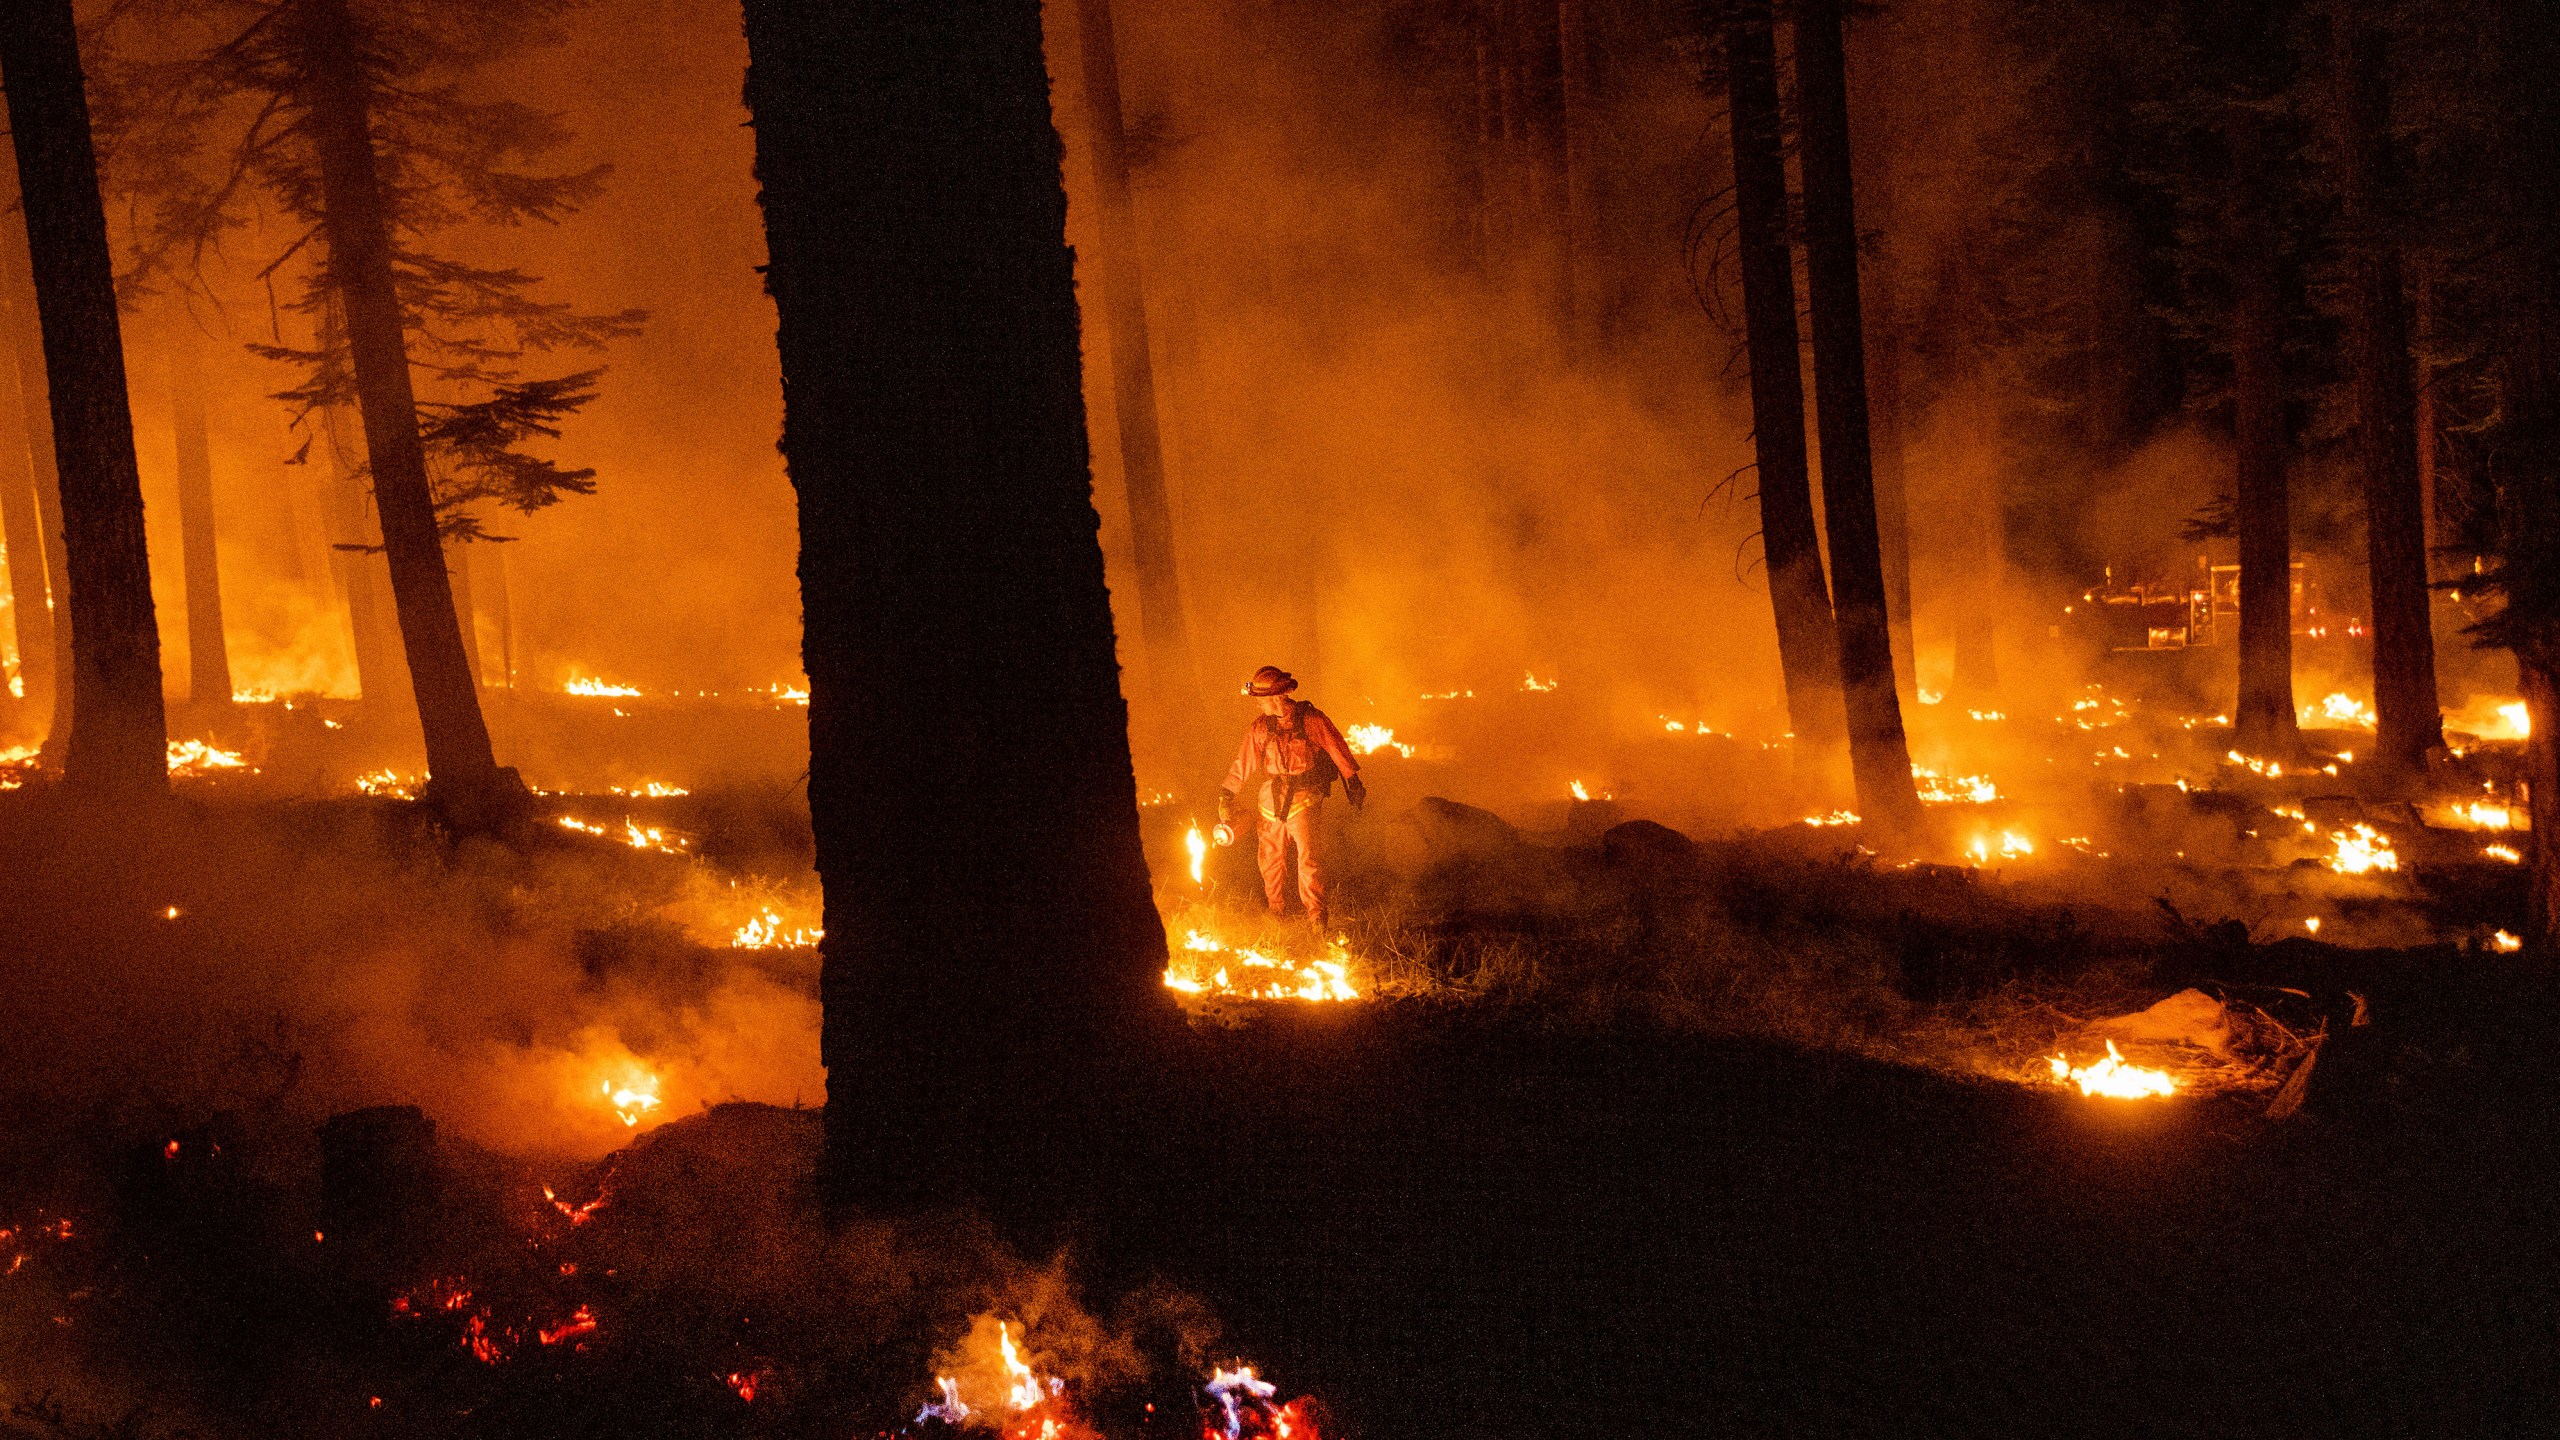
1256, 800, 1326, 927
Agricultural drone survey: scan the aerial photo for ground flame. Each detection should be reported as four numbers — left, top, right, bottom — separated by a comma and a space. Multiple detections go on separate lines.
2325, 823, 2400, 875
2048, 1039, 2178, 1099
1165, 928, 1360, 1002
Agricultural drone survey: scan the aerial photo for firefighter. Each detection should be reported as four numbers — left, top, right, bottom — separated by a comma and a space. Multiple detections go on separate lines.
1214, 665, 1366, 931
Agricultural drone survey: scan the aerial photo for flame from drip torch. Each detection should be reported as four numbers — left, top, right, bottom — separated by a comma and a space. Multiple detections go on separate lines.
1186, 824, 1208, 886
2048, 1039, 2178, 1099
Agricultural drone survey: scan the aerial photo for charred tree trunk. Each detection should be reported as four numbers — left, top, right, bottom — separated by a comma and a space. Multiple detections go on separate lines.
291, 0, 517, 818
1722, 0, 1843, 750
168, 330, 232, 709
2412, 261, 2440, 577
2228, 114, 2299, 755
0, 290, 54, 720
2333, 19, 2440, 770
0, 0, 166, 796
1070, 0, 1193, 705
1793, 0, 1921, 831
1845, 14, 1916, 704
742, 0, 1172, 1213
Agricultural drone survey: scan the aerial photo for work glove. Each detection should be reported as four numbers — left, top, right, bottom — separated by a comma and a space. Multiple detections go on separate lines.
1346, 775, 1367, 813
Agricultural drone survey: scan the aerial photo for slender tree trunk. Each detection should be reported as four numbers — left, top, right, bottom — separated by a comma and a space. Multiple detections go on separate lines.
1845, 12, 1916, 705
2333, 18, 2440, 770
1948, 390, 2002, 697
483, 543, 515, 690
1555, 0, 1600, 352
0, 0, 166, 796
168, 328, 233, 708
2411, 260, 2439, 577
1070, 0, 1193, 705
319, 405, 403, 709
2522, 650, 2559, 948
2230, 221, 2299, 753
292, 0, 516, 816
742, 0, 1172, 1213
1793, 0, 1921, 831
0, 289, 54, 719
1722, 0, 1843, 750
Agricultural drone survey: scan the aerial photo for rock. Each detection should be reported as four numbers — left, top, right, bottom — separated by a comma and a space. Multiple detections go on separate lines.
2088, 987, 2237, 1061
1601, 819, 1696, 868
1381, 796, 1522, 875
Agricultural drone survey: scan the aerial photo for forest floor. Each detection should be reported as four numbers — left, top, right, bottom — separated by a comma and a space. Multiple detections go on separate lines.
0, 681, 2551, 1436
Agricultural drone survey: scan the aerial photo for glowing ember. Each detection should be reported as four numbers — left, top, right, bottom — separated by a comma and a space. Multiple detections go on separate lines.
563, 675, 643, 698
537, 1304, 598, 1347
2305, 917, 2322, 934
731, 908, 823, 948
601, 1074, 661, 1128
1165, 928, 1360, 1002
542, 1185, 607, 1225
355, 768, 419, 799
2225, 750, 2291, 778
1912, 765, 1998, 804
1185, 825, 1208, 885
1967, 831, 2034, 864
2492, 930, 2525, 952
1343, 723, 1413, 758
2325, 823, 2399, 875
1967, 708, 2006, 721
166, 739, 250, 776
2048, 1039, 2178, 1099
2485, 844, 2523, 864
1803, 809, 1860, 827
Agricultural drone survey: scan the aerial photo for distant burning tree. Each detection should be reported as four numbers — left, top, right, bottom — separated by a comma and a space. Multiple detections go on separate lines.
106, 0, 643, 823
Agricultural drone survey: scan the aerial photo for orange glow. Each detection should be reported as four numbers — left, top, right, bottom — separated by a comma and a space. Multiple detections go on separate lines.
2325, 824, 2399, 875
166, 739, 250, 777
1164, 928, 1360, 1002
601, 1073, 662, 1128
1185, 824, 1208, 885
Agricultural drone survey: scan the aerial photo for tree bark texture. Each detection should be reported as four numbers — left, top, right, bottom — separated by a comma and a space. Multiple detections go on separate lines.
1793, 0, 1921, 830
0, 0, 167, 796
292, 0, 510, 808
1722, 0, 1844, 750
2332, 19, 2440, 769
0, 288, 54, 718
742, 0, 1172, 1212
1070, 0, 1193, 705
444, 539, 485, 687
2227, 107, 2299, 754
168, 329, 233, 707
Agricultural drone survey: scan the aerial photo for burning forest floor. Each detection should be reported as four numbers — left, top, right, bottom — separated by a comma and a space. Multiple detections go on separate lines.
0, 674, 2555, 1434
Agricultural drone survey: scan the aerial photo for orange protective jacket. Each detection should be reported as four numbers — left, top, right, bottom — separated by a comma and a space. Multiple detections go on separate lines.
1222, 702, 1362, 820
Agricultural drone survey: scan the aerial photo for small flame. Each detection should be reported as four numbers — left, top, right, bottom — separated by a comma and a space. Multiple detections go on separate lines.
1568, 780, 1590, 801
1912, 765, 1998, 804
1343, 723, 1413, 758
2305, 917, 2322, 934
1802, 809, 1860, 827
2048, 1039, 2178, 1099
1166, 928, 1361, 1002
2303, 691, 2378, 729
1185, 824, 1208, 886
166, 739, 250, 776
1521, 670, 1557, 692
607, 781, 690, 798
2485, 844, 2523, 864
731, 908, 823, 948
563, 675, 643, 698
2492, 930, 2525, 953
2325, 823, 2399, 875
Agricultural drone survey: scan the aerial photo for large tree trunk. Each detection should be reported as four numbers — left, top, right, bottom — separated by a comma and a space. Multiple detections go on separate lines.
0, 0, 166, 797
1793, 0, 1921, 831
742, 0, 1173, 1213
1721, 0, 1843, 751
2523, 649, 2560, 949
0, 288, 55, 721
292, 0, 517, 818
2228, 109, 2299, 755
168, 328, 233, 709
1069, 0, 1193, 706
2333, 18, 2440, 771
